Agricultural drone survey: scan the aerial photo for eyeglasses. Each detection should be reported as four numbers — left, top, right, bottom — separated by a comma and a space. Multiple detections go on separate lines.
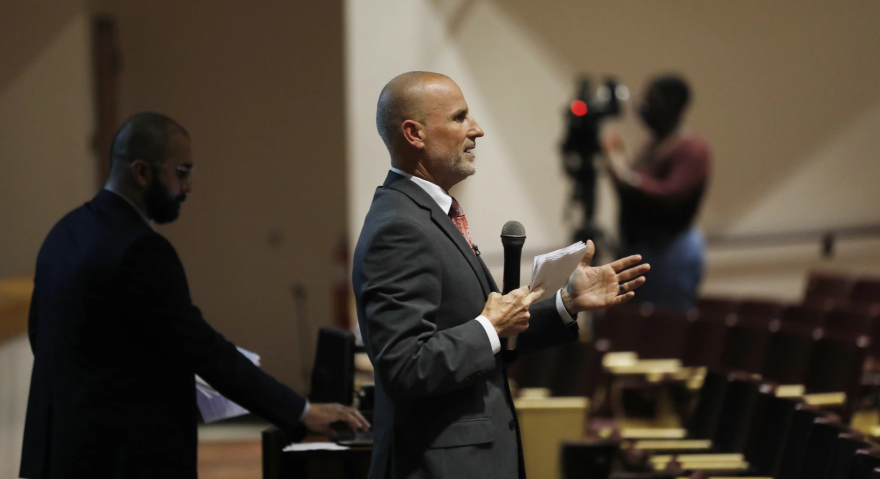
170, 164, 194, 183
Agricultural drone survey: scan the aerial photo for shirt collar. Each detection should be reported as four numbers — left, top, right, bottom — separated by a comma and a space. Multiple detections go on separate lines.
103, 187, 156, 231
389, 167, 453, 214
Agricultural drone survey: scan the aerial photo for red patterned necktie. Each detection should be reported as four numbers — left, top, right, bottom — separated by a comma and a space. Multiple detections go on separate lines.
448, 197, 475, 255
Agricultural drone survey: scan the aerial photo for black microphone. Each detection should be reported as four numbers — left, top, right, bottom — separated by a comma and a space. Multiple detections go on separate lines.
500, 221, 526, 295
501, 221, 526, 352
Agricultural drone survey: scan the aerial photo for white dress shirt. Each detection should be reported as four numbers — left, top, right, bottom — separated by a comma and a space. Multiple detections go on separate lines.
389, 168, 575, 355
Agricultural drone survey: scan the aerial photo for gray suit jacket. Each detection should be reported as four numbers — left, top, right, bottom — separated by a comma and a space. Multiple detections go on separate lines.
353, 172, 578, 479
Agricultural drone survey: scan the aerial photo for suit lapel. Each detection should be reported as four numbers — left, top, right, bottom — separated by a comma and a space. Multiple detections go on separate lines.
384, 172, 491, 297
476, 255, 500, 293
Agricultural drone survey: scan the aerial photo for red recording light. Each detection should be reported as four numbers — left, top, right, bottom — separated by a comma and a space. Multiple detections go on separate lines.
571, 100, 588, 117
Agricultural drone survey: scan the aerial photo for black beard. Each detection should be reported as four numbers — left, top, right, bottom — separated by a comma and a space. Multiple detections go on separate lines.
144, 176, 185, 224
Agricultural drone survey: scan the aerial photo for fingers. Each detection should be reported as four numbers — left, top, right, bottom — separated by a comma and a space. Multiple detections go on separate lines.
611, 291, 636, 305
580, 240, 596, 266
525, 284, 546, 305
350, 408, 371, 430
342, 407, 371, 431
616, 263, 651, 282
608, 254, 642, 273
619, 277, 646, 294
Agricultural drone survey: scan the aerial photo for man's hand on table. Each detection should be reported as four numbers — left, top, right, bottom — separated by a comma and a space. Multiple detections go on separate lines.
303, 403, 370, 438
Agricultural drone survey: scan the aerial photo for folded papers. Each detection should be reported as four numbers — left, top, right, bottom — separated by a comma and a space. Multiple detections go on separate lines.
195, 346, 260, 423
530, 242, 588, 302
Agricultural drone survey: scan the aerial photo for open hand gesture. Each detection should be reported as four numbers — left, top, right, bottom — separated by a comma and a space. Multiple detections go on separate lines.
561, 240, 650, 313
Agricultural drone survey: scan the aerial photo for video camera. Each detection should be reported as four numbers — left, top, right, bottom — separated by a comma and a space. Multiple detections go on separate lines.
561, 76, 629, 243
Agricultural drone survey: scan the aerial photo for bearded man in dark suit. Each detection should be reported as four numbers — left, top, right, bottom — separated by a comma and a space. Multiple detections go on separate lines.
353, 72, 650, 479
20, 112, 368, 479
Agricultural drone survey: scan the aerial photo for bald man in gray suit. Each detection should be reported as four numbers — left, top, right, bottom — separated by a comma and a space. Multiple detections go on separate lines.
353, 72, 650, 479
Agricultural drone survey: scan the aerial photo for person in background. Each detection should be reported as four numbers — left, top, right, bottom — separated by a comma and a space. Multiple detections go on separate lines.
603, 74, 711, 310
20, 112, 368, 479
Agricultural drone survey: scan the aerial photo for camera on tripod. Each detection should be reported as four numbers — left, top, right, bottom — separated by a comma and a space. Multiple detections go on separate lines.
561, 76, 629, 244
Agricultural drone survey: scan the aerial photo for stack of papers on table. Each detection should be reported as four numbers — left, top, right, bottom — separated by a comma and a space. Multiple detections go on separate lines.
283, 442, 351, 452
530, 242, 588, 302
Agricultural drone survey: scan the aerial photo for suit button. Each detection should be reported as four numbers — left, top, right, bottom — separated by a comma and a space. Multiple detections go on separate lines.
508, 420, 515, 430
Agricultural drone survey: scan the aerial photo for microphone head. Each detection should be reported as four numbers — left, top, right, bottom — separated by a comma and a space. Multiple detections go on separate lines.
501, 220, 526, 247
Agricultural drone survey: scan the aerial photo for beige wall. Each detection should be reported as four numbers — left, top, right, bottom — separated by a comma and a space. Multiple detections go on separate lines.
0, 2, 95, 476
0, 6, 97, 277
345, 0, 880, 299
113, 0, 347, 390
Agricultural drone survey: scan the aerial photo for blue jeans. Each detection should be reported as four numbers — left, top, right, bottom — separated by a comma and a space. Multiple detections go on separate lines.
623, 228, 705, 310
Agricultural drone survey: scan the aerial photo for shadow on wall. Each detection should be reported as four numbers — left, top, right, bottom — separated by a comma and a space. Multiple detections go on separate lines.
451, 0, 880, 235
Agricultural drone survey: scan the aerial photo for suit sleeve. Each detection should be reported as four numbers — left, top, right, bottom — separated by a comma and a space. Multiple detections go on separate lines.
120, 234, 307, 433
358, 219, 497, 399
515, 298, 578, 356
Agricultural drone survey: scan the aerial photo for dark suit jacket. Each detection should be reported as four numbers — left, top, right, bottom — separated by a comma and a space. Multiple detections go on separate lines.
352, 172, 578, 479
20, 189, 306, 479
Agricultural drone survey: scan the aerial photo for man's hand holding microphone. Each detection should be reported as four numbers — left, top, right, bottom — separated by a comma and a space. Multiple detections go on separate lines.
481, 285, 546, 337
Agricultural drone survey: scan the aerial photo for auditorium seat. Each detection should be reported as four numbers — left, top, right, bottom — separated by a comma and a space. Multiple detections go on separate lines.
776, 406, 826, 479
709, 375, 762, 453
696, 297, 739, 315
549, 340, 608, 398
803, 295, 839, 311
680, 311, 729, 369
847, 452, 880, 479
611, 370, 728, 450
510, 347, 559, 391
596, 305, 640, 352
761, 322, 817, 386
804, 331, 870, 422
825, 434, 871, 479
560, 440, 619, 479
632, 306, 689, 360
718, 315, 772, 373
824, 308, 875, 334
805, 271, 853, 303
737, 299, 784, 320
746, 395, 799, 476
781, 304, 826, 326
852, 277, 880, 304
647, 380, 788, 474
799, 419, 848, 479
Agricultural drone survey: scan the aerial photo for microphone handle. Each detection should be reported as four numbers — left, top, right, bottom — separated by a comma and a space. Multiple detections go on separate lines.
501, 244, 523, 352
502, 245, 522, 295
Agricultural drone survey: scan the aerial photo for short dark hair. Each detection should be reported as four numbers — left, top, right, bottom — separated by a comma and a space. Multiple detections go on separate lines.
109, 112, 189, 168
649, 74, 691, 112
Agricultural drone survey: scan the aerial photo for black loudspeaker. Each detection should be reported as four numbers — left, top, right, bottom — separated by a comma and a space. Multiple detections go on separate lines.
309, 327, 355, 405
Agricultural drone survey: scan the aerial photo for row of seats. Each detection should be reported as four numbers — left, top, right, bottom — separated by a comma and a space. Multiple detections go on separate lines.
805, 271, 880, 306
596, 305, 869, 413
562, 372, 880, 478
510, 271, 880, 478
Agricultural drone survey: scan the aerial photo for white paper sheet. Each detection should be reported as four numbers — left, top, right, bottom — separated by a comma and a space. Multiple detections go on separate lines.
530, 242, 588, 302
283, 442, 351, 452
195, 346, 261, 423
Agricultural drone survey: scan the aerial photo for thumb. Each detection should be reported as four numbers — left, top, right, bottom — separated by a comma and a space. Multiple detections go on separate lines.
580, 240, 595, 266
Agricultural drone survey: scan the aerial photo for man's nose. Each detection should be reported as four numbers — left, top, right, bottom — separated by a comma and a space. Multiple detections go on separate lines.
471, 121, 485, 138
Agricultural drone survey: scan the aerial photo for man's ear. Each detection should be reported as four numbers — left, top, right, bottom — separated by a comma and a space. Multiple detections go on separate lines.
401, 120, 425, 149
130, 159, 152, 188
